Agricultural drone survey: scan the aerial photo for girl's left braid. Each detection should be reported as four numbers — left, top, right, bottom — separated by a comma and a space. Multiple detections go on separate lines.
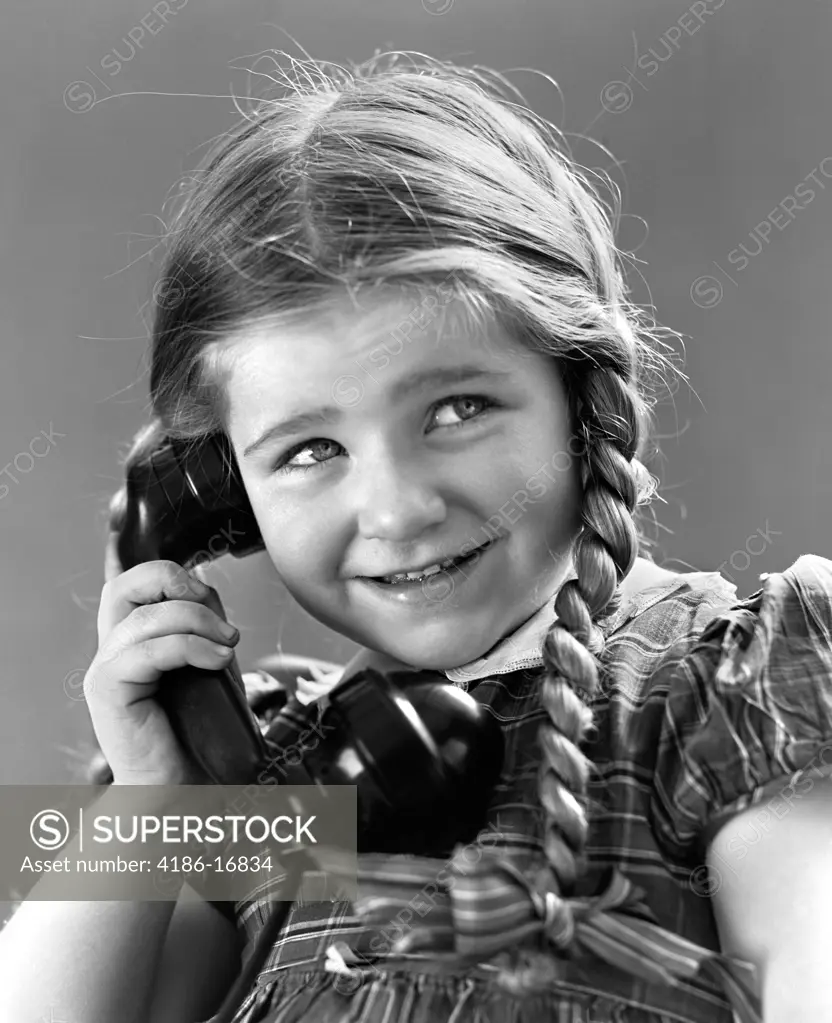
495, 360, 642, 995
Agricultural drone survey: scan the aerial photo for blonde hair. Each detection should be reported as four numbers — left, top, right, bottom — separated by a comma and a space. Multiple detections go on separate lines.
104, 51, 682, 992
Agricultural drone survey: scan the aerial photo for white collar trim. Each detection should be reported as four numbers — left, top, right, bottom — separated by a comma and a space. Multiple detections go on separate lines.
443, 594, 561, 684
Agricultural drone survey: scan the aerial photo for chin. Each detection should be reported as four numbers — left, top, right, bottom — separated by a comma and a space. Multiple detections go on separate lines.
392, 610, 512, 670
384, 638, 488, 674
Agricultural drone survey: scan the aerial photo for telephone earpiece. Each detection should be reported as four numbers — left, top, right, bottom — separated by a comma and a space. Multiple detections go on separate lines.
116, 432, 263, 569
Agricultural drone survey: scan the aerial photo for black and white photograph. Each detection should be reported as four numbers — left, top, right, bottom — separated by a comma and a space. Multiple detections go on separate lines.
0, 1, 831, 1021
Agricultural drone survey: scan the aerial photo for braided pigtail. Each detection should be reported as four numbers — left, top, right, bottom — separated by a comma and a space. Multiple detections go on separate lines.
495, 363, 646, 995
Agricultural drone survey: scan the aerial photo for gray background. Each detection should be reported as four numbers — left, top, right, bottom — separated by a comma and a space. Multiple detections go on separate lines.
2, 0, 831, 785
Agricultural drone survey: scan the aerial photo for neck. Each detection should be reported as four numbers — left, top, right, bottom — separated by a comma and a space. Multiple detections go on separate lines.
339, 647, 416, 685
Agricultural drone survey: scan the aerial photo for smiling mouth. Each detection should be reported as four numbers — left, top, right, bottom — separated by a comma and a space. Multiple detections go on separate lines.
357, 538, 498, 586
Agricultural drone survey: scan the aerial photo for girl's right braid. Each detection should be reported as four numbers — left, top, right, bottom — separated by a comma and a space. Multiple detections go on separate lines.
495, 364, 642, 996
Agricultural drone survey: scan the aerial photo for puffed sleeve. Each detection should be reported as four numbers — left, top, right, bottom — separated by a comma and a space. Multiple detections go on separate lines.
650, 554, 832, 867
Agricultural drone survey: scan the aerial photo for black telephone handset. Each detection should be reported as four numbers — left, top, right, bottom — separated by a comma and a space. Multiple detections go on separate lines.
115, 433, 505, 1021
116, 434, 271, 785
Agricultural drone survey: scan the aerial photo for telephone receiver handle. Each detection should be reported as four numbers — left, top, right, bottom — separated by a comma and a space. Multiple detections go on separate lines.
116, 465, 269, 786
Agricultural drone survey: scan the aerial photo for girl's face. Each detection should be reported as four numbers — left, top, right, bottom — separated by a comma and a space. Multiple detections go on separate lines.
222, 287, 583, 671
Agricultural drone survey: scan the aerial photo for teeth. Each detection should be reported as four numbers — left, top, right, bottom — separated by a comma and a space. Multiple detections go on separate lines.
380, 555, 458, 585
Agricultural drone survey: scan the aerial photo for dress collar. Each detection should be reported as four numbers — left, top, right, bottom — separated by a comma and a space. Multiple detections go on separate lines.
444, 589, 567, 684
443, 569, 734, 685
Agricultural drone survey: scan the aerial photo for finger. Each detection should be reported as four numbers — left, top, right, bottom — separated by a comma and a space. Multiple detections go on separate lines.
186, 560, 234, 622
196, 580, 229, 624
98, 561, 212, 639
94, 634, 236, 696
170, 577, 242, 695
111, 600, 240, 649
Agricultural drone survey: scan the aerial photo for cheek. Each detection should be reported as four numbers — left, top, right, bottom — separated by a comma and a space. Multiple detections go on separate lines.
500, 420, 583, 519
253, 492, 337, 582
512, 447, 584, 547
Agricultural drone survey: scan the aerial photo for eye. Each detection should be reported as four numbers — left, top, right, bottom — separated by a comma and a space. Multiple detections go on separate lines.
272, 438, 343, 474
429, 394, 497, 431
271, 394, 498, 475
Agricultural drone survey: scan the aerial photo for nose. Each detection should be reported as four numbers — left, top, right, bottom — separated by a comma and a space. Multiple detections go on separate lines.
352, 450, 447, 543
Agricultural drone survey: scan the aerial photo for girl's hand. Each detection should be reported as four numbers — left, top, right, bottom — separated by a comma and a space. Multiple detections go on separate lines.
84, 532, 241, 785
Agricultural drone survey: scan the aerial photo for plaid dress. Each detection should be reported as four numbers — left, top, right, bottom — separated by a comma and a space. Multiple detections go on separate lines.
212, 554, 832, 1023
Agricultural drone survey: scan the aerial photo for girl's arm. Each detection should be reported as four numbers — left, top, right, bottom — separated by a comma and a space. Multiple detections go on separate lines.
0, 897, 178, 1023
0, 784, 243, 1023
708, 776, 832, 1020
146, 894, 243, 1022
0, 887, 241, 1023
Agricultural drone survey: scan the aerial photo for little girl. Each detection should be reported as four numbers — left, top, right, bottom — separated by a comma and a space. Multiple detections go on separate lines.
3, 50, 832, 1023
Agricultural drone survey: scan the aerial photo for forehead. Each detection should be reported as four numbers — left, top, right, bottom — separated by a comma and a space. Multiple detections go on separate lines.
220, 289, 528, 421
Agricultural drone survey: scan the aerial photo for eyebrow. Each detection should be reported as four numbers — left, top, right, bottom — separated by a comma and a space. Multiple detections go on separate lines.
242, 364, 513, 460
